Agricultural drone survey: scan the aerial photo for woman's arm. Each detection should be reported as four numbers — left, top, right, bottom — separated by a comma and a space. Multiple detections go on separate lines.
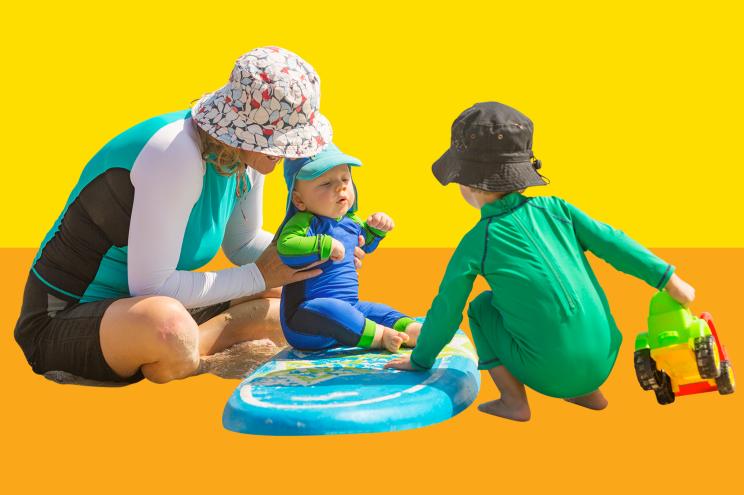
127, 126, 266, 308
222, 168, 274, 266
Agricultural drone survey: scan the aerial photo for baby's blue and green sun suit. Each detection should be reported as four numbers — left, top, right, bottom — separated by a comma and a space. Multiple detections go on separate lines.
410, 192, 674, 398
277, 211, 414, 350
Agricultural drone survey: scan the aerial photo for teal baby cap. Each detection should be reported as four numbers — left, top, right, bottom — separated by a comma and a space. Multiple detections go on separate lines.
282, 143, 362, 218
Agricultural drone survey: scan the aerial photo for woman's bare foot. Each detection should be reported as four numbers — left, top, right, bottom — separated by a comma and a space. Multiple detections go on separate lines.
381, 327, 409, 353
564, 390, 608, 410
402, 322, 422, 347
478, 398, 531, 422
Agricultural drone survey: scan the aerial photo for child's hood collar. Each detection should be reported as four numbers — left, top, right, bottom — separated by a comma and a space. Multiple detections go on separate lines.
480, 192, 529, 218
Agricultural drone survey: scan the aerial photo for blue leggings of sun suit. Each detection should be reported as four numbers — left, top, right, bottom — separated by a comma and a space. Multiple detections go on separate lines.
277, 211, 413, 350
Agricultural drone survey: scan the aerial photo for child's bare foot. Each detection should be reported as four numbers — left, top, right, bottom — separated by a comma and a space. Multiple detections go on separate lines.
564, 390, 608, 410
402, 322, 422, 347
480, 366, 531, 421
478, 399, 531, 422
381, 327, 409, 353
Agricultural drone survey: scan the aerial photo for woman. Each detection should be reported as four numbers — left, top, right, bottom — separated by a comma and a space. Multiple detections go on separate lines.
14, 46, 362, 384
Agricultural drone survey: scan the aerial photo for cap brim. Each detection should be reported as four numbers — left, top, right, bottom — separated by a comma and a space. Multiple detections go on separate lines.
432, 149, 547, 192
296, 152, 362, 180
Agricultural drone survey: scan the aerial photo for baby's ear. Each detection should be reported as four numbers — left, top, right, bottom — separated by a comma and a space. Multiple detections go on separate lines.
291, 190, 306, 211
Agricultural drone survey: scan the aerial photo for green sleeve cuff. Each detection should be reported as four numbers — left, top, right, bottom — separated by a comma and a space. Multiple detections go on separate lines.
409, 353, 430, 371
357, 319, 377, 348
656, 264, 676, 290
318, 234, 333, 259
393, 317, 414, 332
366, 224, 387, 238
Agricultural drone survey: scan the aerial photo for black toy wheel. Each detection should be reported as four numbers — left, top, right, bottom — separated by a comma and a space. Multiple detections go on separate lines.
634, 349, 661, 390
654, 372, 676, 405
694, 335, 720, 379
716, 360, 735, 395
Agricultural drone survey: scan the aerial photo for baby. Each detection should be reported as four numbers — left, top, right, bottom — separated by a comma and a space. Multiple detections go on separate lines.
277, 143, 421, 352
386, 102, 695, 421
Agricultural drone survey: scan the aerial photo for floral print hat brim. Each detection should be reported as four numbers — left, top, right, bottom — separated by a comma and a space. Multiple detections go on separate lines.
192, 46, 333, 159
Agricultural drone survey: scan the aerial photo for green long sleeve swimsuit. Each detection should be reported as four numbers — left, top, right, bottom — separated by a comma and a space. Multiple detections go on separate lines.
410, 192, 674, 398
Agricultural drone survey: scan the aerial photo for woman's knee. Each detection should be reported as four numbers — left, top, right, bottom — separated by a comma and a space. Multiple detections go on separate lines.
131, 297, 200, 361
100, 296, 201, 383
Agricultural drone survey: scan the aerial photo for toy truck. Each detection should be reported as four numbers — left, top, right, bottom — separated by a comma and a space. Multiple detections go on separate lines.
634, 291, 734, 405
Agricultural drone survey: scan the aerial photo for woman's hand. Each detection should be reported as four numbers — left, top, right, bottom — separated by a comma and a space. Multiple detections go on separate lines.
367, 212, 394, 232
255, 243, 323, 290
384, 355, 417, 371
353, 235, 366, 269
664, 273, 696, 306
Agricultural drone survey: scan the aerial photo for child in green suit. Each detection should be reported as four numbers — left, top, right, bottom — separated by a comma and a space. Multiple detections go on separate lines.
385, 102, 695, 421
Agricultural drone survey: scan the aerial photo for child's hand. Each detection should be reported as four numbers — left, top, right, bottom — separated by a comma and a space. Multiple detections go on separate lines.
664, 273, 696, 306
384, 355, 416, 371
367, 212, 395, 232
330, 238, 346, 261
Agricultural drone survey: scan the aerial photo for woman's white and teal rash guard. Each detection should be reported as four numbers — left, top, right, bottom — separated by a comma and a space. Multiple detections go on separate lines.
31, 111, 272, 309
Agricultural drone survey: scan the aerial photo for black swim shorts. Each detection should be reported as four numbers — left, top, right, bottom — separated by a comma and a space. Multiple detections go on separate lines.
14, 272, 230, 384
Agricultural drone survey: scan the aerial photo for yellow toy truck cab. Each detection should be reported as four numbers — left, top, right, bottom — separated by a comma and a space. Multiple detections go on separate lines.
634, 291, 734, 405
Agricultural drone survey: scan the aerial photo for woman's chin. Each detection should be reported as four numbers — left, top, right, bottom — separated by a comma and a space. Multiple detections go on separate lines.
249, 162, 278, 175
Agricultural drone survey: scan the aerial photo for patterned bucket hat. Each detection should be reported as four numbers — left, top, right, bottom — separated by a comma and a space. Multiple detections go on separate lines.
192, 46, 332, 159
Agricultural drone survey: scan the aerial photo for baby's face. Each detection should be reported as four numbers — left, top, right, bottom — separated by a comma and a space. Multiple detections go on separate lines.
292, 165, 355, 218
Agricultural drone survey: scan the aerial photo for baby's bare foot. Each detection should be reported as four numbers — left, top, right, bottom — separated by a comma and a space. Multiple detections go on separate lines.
382, 328, 409, 353
402, 322, 421, 347
478, 399, 531, 422
564, 390, 608, 410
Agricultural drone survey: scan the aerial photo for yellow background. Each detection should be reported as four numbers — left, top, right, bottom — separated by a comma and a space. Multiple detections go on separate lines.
2, 2, 743, 494
2, 0, 743, 248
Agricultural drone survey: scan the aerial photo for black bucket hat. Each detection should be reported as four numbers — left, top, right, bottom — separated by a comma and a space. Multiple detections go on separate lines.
432, 102, 547, 192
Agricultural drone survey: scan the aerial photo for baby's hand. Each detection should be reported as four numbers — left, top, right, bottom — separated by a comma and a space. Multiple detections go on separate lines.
367, 212, 395, 232
330, 238, 346, 261
664, 273, 696, 306
384, 355, 416, 371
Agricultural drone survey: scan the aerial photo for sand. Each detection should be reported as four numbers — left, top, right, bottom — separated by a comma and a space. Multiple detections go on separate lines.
43, 338, 284, 386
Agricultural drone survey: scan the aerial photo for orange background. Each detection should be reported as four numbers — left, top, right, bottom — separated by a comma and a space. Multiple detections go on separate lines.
1, 247, 741, 494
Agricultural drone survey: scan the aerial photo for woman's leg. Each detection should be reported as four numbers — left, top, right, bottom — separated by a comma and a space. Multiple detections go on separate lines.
99, 296, 202, 384
198, 295, 283, 356
100, 294, 286, 384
